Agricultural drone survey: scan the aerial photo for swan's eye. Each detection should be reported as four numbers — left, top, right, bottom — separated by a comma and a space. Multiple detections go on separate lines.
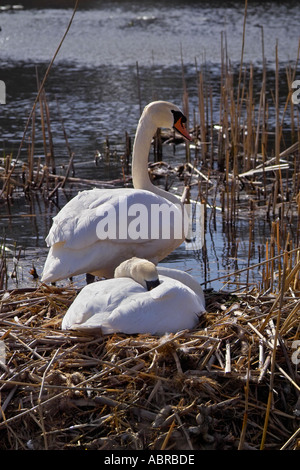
171, 110, 186, 125
171, 110, 192, 141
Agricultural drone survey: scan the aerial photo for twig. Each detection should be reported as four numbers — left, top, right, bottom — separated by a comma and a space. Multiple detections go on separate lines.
224, 340, 231, 373
8, 332, 44, 361
160, 419, 176, 450
260, 258, 286, 450
38, 349, 60, 402
280, 427, 300, 450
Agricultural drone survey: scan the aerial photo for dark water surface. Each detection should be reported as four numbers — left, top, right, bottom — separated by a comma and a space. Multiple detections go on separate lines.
0, 1, 299, 290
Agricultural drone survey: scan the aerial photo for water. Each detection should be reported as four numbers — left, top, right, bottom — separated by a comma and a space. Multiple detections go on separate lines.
0, 1, 299, 291
1, 1, 299, 67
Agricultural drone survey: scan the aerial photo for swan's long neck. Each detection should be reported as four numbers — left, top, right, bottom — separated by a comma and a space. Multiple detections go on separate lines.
132, 113, 180, 205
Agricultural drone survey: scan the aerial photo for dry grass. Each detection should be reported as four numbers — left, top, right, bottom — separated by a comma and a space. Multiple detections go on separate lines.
0, 257, 298, 451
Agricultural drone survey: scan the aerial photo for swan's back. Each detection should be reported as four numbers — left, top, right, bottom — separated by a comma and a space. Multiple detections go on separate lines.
157, 266, 205, 305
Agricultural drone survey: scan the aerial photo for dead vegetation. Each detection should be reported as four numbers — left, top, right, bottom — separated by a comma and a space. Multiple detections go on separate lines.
0, 253, 299, 450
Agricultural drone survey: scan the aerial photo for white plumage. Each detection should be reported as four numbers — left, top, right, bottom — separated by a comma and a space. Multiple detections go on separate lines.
41, 101, 192, 283
61, 258, 205, 335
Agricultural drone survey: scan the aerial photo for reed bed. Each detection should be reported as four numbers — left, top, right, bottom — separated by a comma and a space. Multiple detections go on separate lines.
0, 251, 299, 451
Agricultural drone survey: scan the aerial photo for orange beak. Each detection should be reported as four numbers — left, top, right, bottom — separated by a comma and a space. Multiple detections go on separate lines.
173, 116, 193, 141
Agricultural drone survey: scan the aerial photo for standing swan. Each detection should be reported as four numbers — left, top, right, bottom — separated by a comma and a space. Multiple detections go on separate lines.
41, 101, 192, 284
61, 257, 205, 335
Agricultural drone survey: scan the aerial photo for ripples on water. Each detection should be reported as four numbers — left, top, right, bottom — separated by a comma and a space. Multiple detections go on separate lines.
1, 1, 299, 66
0, 1, 299, 290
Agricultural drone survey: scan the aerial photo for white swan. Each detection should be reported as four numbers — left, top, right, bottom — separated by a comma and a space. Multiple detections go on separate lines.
41, 101, 192, 284
61, 257, 206, 335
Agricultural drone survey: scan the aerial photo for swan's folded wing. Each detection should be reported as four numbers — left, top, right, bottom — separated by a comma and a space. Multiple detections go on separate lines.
46, 188, 179, 250
102, 280, 203, 335
61, 279, 144, 331
46, 188, 127, 249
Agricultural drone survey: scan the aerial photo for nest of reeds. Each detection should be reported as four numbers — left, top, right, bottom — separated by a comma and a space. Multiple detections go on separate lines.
0, 260, 299, 451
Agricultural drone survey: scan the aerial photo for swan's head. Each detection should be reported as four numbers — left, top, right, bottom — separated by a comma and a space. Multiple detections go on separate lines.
114, 257, 160, 291
143, 101, 192, 141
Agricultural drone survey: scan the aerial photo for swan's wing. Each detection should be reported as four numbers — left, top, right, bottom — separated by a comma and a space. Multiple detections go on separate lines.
61, 278, 144, 330
46, 188, 133, 249
103, 279, 204, 335
46, 188, 181, 251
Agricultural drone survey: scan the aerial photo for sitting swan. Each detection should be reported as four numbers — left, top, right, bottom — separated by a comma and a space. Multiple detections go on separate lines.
41, 101, 192, 284
61, 257, 205, 335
